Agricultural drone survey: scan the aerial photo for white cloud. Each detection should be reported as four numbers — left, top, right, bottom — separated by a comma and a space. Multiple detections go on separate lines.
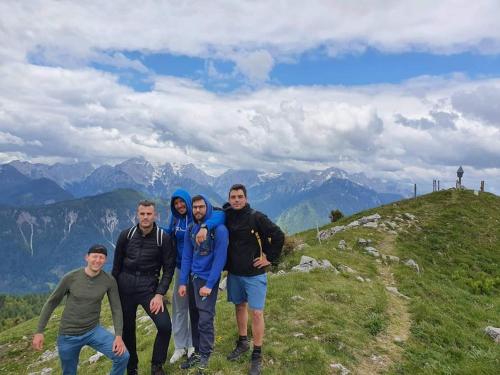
0, 1, 499, 191
2, 1, 500, 82
232, 50, 275, 83
1, 60, 499, 190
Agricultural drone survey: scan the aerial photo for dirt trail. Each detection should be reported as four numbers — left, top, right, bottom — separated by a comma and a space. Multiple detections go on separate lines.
354, 234, 412, 375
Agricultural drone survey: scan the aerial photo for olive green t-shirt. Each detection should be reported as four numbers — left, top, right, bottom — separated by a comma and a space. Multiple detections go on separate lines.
36, 268, 123, 336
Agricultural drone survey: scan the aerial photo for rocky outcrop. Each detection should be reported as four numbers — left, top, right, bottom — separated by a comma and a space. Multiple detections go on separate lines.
318, 213, 382, 240
292, 255, 336, 272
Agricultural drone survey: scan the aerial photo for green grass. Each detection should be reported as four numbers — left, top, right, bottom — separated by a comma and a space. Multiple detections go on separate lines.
1, 189, 499, 374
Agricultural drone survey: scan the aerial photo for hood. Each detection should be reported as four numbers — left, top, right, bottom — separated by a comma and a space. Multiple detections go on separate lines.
170, 188, 193, 221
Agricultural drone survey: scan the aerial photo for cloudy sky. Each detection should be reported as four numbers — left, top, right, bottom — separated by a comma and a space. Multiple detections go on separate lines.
1, 1, 500, 193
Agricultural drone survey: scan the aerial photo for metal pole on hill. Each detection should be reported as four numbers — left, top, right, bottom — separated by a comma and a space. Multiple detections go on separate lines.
480, 180, 485, 192
414, 183, 417, 198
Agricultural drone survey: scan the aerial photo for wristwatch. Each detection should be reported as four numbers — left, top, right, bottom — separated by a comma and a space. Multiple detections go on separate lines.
200, 223, 208, 230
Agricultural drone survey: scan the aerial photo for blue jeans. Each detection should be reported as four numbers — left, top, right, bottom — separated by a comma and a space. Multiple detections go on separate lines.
57, 325, 129, 375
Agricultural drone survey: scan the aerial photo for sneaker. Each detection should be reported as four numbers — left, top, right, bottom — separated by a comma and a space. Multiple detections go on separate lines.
227, 339, 250, 361
180, 352, 200, 370
151, 363, 165, 375
197, 354, 210, 374
187, 346, 195, 358
170, 348, 186, 364
127, 369, 138, 375
249, 353, 262, 375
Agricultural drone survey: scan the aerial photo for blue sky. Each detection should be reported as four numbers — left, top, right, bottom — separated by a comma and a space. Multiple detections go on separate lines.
86, 49, 500, 93
1, 1, 500, 193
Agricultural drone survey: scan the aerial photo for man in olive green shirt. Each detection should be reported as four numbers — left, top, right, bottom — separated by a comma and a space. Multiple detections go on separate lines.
33, 244, 129, 375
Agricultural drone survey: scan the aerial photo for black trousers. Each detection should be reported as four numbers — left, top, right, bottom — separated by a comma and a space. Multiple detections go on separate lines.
120, 290, 172, 371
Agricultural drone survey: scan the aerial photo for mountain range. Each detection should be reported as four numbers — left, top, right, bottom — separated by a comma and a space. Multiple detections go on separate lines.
1, 158, 411, 293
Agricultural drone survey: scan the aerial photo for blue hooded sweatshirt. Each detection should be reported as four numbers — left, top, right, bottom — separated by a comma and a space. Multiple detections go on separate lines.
166, 188, 225, 269
180, 195, 228, 290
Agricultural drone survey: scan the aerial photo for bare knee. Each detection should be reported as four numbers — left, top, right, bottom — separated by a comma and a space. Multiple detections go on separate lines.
236, 303, 247, 312
251, 309, 264, 321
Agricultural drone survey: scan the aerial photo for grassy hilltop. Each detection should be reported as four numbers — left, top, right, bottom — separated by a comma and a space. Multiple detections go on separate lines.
1, 189, 499, 374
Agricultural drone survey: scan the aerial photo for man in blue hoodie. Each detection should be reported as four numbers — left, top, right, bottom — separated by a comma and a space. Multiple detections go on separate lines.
166, 189, 224, 364
177, 195, 228, 374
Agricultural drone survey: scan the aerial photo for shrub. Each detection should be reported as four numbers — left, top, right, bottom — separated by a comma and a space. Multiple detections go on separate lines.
329, 209, 344, 223
282, 235, 302, 256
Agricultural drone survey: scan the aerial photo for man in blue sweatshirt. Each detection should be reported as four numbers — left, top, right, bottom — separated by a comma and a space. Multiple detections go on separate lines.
166, 189, 225, 364
178, 195, 228, 374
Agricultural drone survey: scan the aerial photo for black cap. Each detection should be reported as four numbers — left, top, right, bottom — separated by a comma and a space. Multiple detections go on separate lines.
87, 244, 108, 256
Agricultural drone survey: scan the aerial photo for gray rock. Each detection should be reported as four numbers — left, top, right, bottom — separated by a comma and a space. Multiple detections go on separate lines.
365, 247, 380, 257
291, 256, 334, 272
317, 225, 345, 240
338, 240, 347, 250
485, 326, 500, 343
88, 351, 104, 364
388, 230, 398, 235
386, 286, 411, 300
359, 213, 381, 224
28, 369, 53, 375
291, 295, 305, 301
386, 221, 398, 230
219, 276, 227, 290
346, 220, 360, 228
292, 256, 319, 272
363, 221, 378, 228
357, 238, 368, 246
39, 348, 59, 362
319, 259, 334, 269
330, 363, 350, 374
337, 264, 356, 273
403, 213, 416, 220
356, 276, 365, 282
388, 255, 400, 262
404, 259, 420, 273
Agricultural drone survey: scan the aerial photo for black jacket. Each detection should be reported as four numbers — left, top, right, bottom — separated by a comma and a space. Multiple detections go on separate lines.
224, 203, 284, 276
112, 223, 176, 295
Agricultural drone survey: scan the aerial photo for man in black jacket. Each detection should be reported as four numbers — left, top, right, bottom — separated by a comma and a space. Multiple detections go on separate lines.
224, 184, 284, 375
112, 200, 176, 375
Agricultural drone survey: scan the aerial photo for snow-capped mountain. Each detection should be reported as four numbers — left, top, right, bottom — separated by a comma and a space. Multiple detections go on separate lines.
6, 158, 408, 233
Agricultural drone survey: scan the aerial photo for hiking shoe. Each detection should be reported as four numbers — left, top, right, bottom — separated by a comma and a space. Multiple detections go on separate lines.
187, 346, 195, 358
227, 339, 250, 361
196, 354, 210, 374
180, 352, 200, 369
249, 353, 262, 375
151, 363, 165, 375
127, 368, 138, 375
170, 348, 186, 364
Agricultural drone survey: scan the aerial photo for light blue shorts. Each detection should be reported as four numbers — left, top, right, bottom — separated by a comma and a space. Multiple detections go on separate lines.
227, 273, 267, 310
